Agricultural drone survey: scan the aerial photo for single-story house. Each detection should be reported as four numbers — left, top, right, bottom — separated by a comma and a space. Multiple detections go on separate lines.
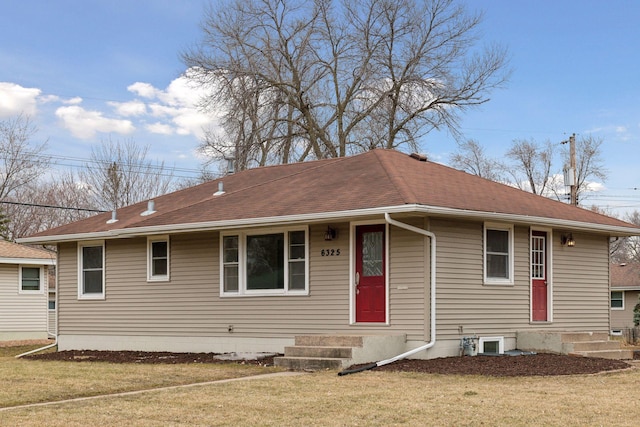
18, 149, 640, 362
610, 262, 640, 334
0, 240, 56, 341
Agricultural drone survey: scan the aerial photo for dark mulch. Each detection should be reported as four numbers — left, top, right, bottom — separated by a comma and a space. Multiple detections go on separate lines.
353, 353, 633, 377
26, 350, 277, 367
25, 350, 635, 376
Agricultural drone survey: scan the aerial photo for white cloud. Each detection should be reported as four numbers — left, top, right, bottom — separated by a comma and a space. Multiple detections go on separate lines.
0, 82, 41, 117
55, 105, 135, 139
146, 122, 174, 135
64, 96, 83, 105
127, 82, 160, 99
109, 100, 147, 116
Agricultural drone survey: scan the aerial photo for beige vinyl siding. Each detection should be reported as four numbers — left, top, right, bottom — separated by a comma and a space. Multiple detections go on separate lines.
433, 219, 611, 341
56, 221, 429, 341
552, 232, 610, 331
0, 264, 47, 334
433, 219, 529, 341
611, 290, 640, 329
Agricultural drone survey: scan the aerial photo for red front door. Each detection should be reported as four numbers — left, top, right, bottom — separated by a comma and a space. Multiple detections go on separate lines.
531, 231, 548, 321
355, 224, 386, 322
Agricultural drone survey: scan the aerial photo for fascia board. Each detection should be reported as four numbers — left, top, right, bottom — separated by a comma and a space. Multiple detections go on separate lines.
17, 203, 640, 244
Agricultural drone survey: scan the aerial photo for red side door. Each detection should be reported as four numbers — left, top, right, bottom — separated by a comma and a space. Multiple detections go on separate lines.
531, 231, 548, 321
355, 224, 386, 322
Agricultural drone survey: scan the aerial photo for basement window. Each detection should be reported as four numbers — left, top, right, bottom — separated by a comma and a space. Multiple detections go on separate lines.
221, 227, 308, 296
479, 336, 504, 354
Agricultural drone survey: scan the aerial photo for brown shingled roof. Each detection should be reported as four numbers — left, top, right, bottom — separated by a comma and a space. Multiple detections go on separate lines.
20, 149, 640, 243
0, 240, 55, 262
611, 263, 640, 290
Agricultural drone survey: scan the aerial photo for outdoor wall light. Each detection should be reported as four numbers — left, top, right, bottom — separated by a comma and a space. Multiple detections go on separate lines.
324, 226, 337, 241
561, 233, 575, 247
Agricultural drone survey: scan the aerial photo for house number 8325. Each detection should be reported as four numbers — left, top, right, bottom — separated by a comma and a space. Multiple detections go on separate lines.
321, 249, 341, 256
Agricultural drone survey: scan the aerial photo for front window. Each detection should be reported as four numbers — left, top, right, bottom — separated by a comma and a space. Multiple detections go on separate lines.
148, 237, 169, 281
221, 228, 308, 296
611, 291, 624, 310
20, 266, 43, 293
78, 241, 105, 299
484, 223, 514, 285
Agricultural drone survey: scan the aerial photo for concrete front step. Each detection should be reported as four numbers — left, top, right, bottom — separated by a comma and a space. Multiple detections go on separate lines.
569, 349, 635, 360
559, 332, 609, 342
275, 334, 406, 371
569, 340, 622, 352
283, 345, 353, 359
274, 356, 346, 371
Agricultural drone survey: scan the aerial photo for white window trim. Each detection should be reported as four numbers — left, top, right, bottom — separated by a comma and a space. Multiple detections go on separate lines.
18, 265, 45, 294
483, 222, 514, 285
77, 240, 105, 300
479, 336, 505, 354
147, 236, 170, 282
611, 290, 624, 311
220, 226, 309, 297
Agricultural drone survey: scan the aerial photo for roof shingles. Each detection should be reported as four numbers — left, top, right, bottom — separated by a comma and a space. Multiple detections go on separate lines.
24, 149, 638, 241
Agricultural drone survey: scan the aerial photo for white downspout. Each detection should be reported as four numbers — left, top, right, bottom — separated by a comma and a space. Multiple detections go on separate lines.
339, 213, 436, 375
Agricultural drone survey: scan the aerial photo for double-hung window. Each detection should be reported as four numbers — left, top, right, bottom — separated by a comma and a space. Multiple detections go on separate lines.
78, 241, 105, 299
148, 236, 169, 281
19, 266, 44, 293
484, 223, 514, 285
611, 291, 624, 310
221, 227, 308, 296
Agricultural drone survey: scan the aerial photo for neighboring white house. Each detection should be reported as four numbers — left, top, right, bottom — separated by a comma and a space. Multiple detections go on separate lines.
0, 240, 56, 341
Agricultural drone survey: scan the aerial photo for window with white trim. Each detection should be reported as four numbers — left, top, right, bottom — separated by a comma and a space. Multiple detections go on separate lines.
221, 227, 308, 296
484, 223, 514, 285
479, 336, 504, 354
78, 241, 105, 299
611, 291, 624, 310
19, 266, 44, 293
148, 236, 169, 281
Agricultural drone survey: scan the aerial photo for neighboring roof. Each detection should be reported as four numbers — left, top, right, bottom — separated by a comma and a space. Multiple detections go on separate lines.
0, 240, 56, 264
19, 149, 640, 244
611, 263, 640, 290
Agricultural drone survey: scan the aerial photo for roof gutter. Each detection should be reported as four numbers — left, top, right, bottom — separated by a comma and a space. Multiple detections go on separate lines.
17, 204, 640, 245
339, 213, 437, 375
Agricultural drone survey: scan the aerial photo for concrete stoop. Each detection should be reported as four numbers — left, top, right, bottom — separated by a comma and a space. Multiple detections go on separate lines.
517, 331, 634, 360
274, 334, 406, 371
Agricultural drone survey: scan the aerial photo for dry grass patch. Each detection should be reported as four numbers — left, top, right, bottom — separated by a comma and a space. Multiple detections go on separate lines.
0, 344, 280, 408
1, 365, 639, 426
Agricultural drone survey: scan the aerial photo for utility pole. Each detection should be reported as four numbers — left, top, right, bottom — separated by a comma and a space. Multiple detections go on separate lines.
562, 133, 578, 206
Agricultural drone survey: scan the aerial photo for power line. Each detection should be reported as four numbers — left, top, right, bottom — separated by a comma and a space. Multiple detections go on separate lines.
0, 200, 107, 213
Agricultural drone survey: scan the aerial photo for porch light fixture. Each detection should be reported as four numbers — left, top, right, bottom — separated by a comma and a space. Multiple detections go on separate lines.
561, 233, 575, 247
324, 226, 337, 241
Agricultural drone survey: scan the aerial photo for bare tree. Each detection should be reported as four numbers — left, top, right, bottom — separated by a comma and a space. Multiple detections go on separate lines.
183, 0, 509, 169
449, 139, 504, 181
3, 172, 96, 240
79, 139, 177, 211
0, 115, 50, 200
505, 139, 554, 195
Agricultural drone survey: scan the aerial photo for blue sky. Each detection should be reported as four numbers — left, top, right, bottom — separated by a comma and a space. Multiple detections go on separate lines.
1, 1, 639, 216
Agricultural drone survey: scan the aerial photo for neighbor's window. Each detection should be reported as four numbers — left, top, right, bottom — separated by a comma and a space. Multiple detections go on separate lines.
78, 241, 105, 299
221, 228, 308, 296
611, 291, 624, 310
484, 223, 514, 285
20, 266, 43, 293
148, 237, 169, 281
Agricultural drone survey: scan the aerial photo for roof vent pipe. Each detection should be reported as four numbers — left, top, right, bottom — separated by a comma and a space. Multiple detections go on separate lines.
141, 200, 157, 216
106, 210, 118, 224
214, 182, 225, 196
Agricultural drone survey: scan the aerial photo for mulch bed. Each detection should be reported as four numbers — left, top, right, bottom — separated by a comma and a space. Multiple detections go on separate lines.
25, 350, 635, 376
